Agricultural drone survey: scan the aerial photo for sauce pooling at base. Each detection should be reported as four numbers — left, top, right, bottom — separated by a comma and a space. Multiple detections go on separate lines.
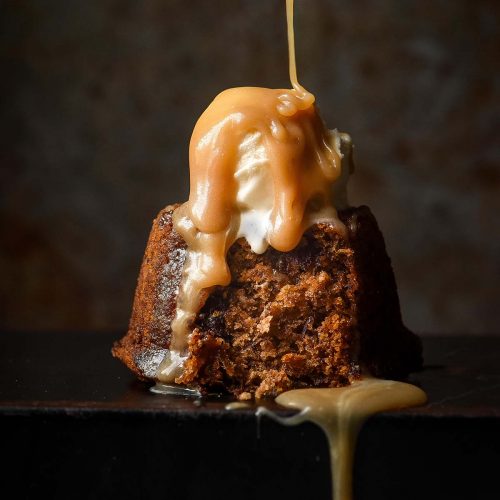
157, 0, 347, 382
258, 378, 427, 500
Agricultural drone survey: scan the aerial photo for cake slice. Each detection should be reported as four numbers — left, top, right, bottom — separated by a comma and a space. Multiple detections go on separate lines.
112, 204, 422, 399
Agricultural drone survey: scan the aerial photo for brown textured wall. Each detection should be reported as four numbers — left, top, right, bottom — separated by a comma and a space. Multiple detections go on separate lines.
1, 0, 499, 334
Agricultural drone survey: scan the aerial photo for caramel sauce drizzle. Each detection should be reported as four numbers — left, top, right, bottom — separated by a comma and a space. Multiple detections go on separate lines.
156, 4, 428, 500
157, 0, 343, 382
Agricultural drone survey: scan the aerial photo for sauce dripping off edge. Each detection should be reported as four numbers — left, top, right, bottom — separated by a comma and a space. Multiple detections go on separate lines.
257, 377, 427, 500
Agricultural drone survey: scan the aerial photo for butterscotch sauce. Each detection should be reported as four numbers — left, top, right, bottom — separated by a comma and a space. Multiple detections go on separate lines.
258, 378, 427, 500
157, 0, 347, 382
152, 3, 427, 498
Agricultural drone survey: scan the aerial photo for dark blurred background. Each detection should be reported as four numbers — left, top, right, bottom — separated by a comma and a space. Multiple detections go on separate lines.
1, 0, 498, 335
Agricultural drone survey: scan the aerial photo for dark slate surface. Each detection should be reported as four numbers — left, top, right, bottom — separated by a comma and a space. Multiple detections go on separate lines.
1, 332, 499, 499
1, 332, 499, 416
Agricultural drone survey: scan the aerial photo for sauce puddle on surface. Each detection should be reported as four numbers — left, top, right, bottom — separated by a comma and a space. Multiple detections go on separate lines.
150, 383, 201, 397
225, 401, 252, 411
257, 378, 427, 500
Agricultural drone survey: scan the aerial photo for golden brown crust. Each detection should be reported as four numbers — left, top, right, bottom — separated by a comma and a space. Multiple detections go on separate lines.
112, 204, 422, 398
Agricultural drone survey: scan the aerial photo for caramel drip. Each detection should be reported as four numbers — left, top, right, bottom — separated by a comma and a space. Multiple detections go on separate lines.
258, 378, 427, 500
287, 0, 310, 98
287, 0, 299, 89
157, 1, 344, 382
